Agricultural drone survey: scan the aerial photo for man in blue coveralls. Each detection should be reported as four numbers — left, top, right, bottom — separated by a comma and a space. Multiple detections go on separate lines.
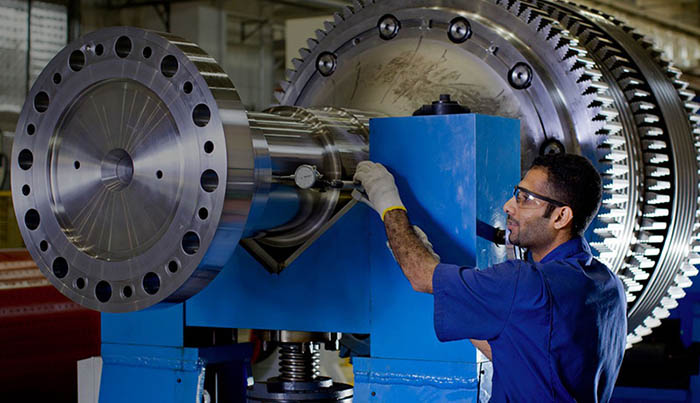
354, 153, 627, 402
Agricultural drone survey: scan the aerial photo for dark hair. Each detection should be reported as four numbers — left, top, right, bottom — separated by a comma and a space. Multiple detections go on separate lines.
530, 153, 602, 236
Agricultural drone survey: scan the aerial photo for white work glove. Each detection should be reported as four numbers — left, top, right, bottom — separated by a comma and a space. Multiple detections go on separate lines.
386, 225, 440, 262
353, 161, 406, 221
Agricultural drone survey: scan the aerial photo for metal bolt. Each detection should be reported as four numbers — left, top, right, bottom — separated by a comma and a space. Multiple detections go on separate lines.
378, 14, 400, 40
508, 62, 533, 90
316, 52, 337, 77
448, 17, 472, 43
539, 139, 565, 155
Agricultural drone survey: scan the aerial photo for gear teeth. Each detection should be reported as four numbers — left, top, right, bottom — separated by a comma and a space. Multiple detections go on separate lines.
333, 12, 345, 25
602, 163, 628, 176
634, 325, 652, 337
679, 89, 695, 101
626, 88, 651, 99
285, 69, 296, 81
307, 38, 319, 50
681, 262, 699, 276
292, 58, 304, 70
642, 140, 666, 150
279, 80, 291, 92
619, 76, 643, 90
631, 101, 656, 112
623, 277, 643, 292
323, 21, 335, 32
601, 148, 626, 162
634, 243, 661, 256
652, 307, 671, 319
298, 47, 312, 59
644, 316, 662, 329
604, 55, 631, 70
639, 126, 664, 137
686, 101, 700, 114
274, 91, 284, 103
595, 108, 619, 121
342, 6, 354, 19
643, 205, 669, 217
666, 66, 683, 79
611, 65, 640, 80
352, 0, 363, 9
668, 286, 687, 299
603, 178, 627, 190
673, 79, 689, 90
660, 296, 679, 309
315, 29, 327, 41
598, 123, 623, 136
645, 192, 670, 205
603, 134, 625, 147
638, 230, 664, 243
589, 95, 614, 109
602, 192, 628, 205
687, 253, 700, 265
628, 254, 656, 269
675, 273, 693, 288
635, 114, 660, 125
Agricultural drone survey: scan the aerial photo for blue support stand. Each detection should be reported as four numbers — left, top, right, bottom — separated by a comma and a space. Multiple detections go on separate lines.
97, 113, 520, 402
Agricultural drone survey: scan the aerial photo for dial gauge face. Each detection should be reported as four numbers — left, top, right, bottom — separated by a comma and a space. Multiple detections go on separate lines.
294, 165, 319, 189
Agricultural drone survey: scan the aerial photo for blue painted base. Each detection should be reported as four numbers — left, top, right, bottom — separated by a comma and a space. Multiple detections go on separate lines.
353, 357, 479, 402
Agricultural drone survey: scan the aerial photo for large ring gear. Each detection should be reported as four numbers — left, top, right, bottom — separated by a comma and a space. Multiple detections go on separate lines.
10, 0, 700, 347
275, 0, 700, 346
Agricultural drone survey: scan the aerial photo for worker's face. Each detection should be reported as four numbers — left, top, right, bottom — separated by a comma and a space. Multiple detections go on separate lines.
502, 168, 559, 248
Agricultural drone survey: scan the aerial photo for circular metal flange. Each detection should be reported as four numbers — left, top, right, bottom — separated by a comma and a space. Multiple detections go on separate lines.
12, 27, 255, 312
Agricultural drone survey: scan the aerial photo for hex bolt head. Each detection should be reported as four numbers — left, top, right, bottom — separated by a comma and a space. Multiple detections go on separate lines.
377, 14, 401, 40
508, 62, 533, 90
448, 17, 472, 43
316, 52, 337, 77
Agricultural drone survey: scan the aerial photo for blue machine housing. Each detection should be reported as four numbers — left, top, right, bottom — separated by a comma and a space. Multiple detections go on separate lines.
98, 113, 521, 402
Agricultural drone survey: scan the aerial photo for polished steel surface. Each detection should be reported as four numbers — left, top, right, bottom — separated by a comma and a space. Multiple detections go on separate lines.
12, 27, 254, 312
275, 0, 700, 345
12, 27, 379, 310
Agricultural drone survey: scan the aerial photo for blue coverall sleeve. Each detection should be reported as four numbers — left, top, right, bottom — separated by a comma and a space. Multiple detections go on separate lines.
432, 261, 521, 342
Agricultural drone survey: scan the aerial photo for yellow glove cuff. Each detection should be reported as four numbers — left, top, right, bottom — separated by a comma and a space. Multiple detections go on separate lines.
381, 206, 407, 221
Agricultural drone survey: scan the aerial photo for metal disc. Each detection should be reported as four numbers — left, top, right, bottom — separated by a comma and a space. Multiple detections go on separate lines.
12, 27, 255, 312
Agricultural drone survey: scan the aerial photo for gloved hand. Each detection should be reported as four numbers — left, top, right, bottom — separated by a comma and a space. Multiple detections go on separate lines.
353, 161, 406, 221
386, 225, 440, 262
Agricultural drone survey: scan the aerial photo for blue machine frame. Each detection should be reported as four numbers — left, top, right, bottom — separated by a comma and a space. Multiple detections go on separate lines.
98, 113, 521, 402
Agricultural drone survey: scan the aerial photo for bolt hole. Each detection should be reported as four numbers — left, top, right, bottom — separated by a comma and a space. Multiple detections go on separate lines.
192, 104, 211, 127
198, 207, 208, 220
74, 161, 80, 169
182, 231, 200, 255
39, 240, 48, 251
167, 260, 179, 273
115, 36, 132, 58
156, 170, 163, 179
22, 184, 30, 196
95, 281, 112, 302
143, 272, 160, 295
200, 170, 219, 193
142, 46, 152, 59
27, 124, 35, 135
122, 285, 133, 298
34, 91, 49, 113
95, 43, 104, 56
18, 149, 33, 170
53, 73, 62, 84
75, 277, 86, 289
203, 141, 214, 154
52, 257, 68, 279
24, 209, 40, 230
69, 50, 86, 71
183, 81, 193, 94
161, 55, 178, 77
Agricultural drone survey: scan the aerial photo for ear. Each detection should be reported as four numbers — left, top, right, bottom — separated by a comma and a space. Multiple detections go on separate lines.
552, 206, 574, 231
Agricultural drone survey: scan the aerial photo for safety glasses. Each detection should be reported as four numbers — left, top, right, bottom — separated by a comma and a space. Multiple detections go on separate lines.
513, 186, 566, 209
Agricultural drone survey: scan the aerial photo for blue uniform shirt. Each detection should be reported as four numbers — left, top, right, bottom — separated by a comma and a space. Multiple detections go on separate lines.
433, 237, 627, 402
